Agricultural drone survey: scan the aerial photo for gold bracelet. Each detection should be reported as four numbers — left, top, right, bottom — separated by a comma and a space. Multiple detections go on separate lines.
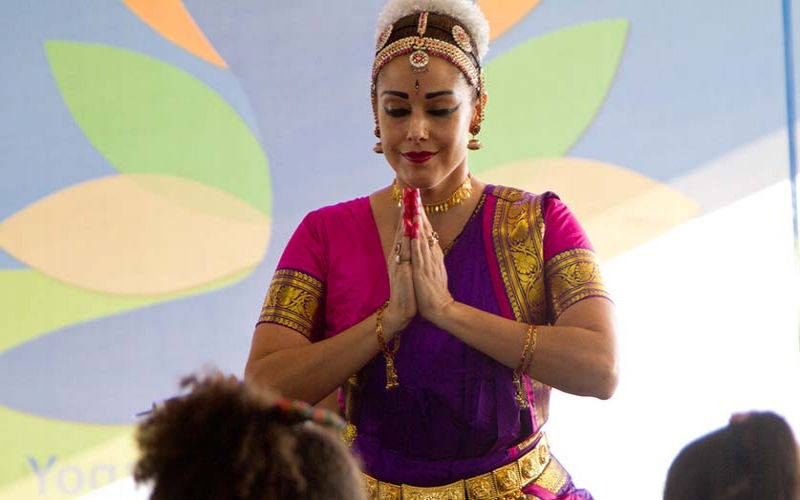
522, 325, 538, 374
375, 301, 400, 390
516, 324, 533, 372
513, 324, 537, 408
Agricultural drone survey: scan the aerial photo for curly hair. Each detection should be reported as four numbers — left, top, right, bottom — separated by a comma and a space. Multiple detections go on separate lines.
134, 375, 366, 500
664, 411, 800, 500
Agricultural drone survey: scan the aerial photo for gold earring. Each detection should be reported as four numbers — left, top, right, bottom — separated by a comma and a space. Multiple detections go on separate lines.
468, 79, 487, 151
467, 124, 482, 151
467, 136, 482, 151
374, 126, 384, 154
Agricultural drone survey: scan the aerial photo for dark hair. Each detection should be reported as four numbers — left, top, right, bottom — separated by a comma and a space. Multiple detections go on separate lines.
664, 411, 800, 500
134, 375, 366, 500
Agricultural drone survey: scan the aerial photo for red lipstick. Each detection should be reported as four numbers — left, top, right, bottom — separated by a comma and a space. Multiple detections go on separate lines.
402, 151, 436, 164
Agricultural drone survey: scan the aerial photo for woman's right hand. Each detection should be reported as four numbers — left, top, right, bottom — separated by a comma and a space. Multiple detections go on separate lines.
382, 193, 418, 338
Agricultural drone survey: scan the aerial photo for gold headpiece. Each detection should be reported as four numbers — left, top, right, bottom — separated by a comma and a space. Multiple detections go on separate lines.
372, 11, 481, 89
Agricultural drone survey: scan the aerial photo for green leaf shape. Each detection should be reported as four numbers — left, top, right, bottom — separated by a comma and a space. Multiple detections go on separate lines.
0, 267, 254, 354
45, 41, 271, 215
471, 19, 629, 174
0, 405, 131, 490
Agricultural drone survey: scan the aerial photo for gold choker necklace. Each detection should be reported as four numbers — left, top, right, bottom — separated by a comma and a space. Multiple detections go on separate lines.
391, 176, 473, 214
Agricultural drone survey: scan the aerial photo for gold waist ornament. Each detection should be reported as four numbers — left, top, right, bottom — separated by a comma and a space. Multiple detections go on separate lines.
362, 433, 563, 500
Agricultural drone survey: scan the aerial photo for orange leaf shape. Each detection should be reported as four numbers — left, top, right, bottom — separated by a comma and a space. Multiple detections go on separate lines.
0, 175, 270, 295
482, 158, 701, 259
478, 0, 541, 41
124, 0, 227, 68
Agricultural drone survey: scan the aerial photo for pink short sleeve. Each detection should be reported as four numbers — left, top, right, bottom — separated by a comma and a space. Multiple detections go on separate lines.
256, 211, 328, 341
542, 194, 610, 321
542, 195, 594, 262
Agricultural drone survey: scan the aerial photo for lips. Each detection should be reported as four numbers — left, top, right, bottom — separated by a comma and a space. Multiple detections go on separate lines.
402, 151, 436, 163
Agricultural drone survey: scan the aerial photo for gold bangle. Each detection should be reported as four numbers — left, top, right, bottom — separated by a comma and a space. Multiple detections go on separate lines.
522, 325, 538, 374
375, 301, 400, 390
516, 324, 533, 372
513, 324, 537, 409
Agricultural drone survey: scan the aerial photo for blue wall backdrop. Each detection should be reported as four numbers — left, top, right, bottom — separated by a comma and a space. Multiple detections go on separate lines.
1, 2, 798, 499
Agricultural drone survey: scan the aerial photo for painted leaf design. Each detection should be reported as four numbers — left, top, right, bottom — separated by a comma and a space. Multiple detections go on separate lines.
472, 20, 629, 174
482, 157, 701, 259
123, 0, 228, 68
0, 267, 252, 355
478, 0, 541, 41
0, 405, 129, 493
45, 41, 270, 215
0, 174, 269, 295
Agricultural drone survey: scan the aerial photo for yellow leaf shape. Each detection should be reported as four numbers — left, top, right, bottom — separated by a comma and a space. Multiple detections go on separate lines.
0, 404, 131, 499
478, 0, 541, 41
0, 174, 270, 296
482, 158, 702, 259
0, 267, 255, 355
123, 0, 227, 68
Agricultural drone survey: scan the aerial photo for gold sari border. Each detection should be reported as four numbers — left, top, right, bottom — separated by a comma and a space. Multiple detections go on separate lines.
490, 186, 548, 325
489, 186, 551, 429
545, 248, 610, 320
258, 268, 325, 340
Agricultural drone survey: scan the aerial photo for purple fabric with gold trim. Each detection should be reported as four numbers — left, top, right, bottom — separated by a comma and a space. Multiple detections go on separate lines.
257, 185, 609, 498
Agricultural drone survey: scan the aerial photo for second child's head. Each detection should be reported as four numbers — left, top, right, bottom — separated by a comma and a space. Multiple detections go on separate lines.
664, 411, 799, 500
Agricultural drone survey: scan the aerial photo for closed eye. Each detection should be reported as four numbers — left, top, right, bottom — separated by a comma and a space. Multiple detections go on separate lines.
384, 108, 410, 118
429, 105, 460, 117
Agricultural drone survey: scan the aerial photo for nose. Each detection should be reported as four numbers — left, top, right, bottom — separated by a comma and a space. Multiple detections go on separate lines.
406, 112, 429, 142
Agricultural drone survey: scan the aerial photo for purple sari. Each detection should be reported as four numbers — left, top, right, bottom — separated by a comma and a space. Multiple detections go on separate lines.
258, 185, 609, 499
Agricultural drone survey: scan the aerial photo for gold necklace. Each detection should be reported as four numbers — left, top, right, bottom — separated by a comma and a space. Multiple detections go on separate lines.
391, 175, 473, 214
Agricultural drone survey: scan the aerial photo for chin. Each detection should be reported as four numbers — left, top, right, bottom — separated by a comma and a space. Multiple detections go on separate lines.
397, 172, 439, 189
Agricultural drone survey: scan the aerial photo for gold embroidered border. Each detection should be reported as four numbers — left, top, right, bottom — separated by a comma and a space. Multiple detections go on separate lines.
490, 186, 547, 325
530, 455, 570, 496
545, 248, 610, 320
491, 186, 551, 430
258, 269, 324, 340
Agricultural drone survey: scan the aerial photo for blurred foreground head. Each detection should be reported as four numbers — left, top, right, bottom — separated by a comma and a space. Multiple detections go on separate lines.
664, 411, 799, 500
134, 374, 366, 500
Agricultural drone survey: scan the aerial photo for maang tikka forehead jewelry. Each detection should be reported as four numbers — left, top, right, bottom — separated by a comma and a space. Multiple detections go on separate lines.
409, 12, 430, 72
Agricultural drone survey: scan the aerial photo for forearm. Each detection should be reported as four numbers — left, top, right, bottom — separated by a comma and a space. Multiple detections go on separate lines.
245, 320, 377, 404
431, 299, 617, 399
245, 304, 409, 404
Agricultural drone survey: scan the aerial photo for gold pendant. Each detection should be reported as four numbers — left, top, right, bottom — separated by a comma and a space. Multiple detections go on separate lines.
341, 422, 357, 447
385, 357, 399, 390
513, 371, 529, 409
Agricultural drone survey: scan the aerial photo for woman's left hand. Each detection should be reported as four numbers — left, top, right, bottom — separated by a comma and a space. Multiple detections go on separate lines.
410, 209, 455, 322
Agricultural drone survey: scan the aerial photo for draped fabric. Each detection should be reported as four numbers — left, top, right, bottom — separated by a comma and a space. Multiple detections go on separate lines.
257, 185, 610, 498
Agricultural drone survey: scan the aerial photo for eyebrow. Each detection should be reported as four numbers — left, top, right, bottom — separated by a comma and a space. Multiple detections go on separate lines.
380, 90, 455, 99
